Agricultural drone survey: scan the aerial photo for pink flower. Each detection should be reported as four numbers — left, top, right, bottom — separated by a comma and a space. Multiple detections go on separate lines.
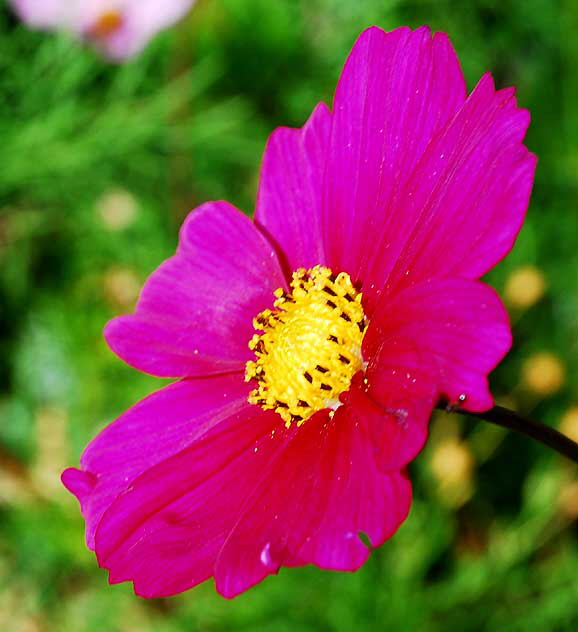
10, 0, 195, 60
62, 26, 536, 598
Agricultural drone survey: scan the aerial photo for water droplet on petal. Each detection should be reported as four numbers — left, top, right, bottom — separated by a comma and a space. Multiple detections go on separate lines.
260, 542, 277, 570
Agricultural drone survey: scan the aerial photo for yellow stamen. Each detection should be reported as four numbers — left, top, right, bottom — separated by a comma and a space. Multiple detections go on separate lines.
245, 266, 367, 427
88, 10, 124, 39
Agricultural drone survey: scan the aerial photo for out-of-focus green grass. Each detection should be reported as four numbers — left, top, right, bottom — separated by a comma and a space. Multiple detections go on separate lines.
1, 0, 577, 630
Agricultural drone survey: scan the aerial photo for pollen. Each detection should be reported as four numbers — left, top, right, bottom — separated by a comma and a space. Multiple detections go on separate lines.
245, 266, 367, 427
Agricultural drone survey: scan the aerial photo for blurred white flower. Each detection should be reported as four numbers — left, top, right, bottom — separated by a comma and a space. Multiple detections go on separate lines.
11, 0, 196, 60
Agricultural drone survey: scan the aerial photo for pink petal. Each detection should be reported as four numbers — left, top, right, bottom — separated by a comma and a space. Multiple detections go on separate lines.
364, 278, 512, 413
378, 74, 537, 297
10, 0, 63, 27
344, 372, 437, 471
90, 402, 411, 599
255, 103, 332, 274
104, 201, 286, 378
95, 407, 286, 598
62, 373, 251, 549
322, 26, 467, 304
214, 408, 412, 598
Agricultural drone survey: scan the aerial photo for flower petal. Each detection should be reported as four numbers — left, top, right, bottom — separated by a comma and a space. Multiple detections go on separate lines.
88, 403, 411, 599
378, 74, 537, 297
255, 103, 332, 274
104, 201, 286, 378
364, 278, 512, 413
322, 26, 467, 302
214, 408, 412, 598
344, 373, 437, 471
94, 407, 285, 598
10, 0, 63, 28
62, 373, 251, 549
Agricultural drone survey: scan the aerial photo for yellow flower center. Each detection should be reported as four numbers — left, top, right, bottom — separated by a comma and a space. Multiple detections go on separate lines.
245, 266, 367, 426
88, 11, 124, 39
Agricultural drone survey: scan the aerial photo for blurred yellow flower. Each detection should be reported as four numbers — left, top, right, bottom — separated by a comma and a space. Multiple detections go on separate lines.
32, 406, 69, 498
522, 352, 565, 396
430, 438, 475, 507
103, 266, 141, 309
559, 407, 578, 443
504, 265, 546, 309
96, 189, 138, 232
557, 480, 578, 520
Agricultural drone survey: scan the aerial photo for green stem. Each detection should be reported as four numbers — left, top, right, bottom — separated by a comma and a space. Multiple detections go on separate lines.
441, 403, 578, 464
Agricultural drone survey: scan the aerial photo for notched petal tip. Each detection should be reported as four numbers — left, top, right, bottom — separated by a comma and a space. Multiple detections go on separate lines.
355, 24, 413, 42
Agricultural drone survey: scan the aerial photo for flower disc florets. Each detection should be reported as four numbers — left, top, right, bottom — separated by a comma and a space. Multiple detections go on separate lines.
88, 11, 124, 39
245, 265, 367, 426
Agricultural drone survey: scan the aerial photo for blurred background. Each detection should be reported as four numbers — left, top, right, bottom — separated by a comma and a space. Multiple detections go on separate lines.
1, 0, 577, 630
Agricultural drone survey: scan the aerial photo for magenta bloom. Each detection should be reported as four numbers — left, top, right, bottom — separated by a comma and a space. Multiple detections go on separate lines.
62, 26, 536, 598
10, 0, 195, 60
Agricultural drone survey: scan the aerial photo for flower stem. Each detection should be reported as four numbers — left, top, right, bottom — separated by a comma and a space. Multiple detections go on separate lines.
441, 403, 578, 464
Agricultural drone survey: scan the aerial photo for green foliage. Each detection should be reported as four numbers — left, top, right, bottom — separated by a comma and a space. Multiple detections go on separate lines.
1, 0, 577, 630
